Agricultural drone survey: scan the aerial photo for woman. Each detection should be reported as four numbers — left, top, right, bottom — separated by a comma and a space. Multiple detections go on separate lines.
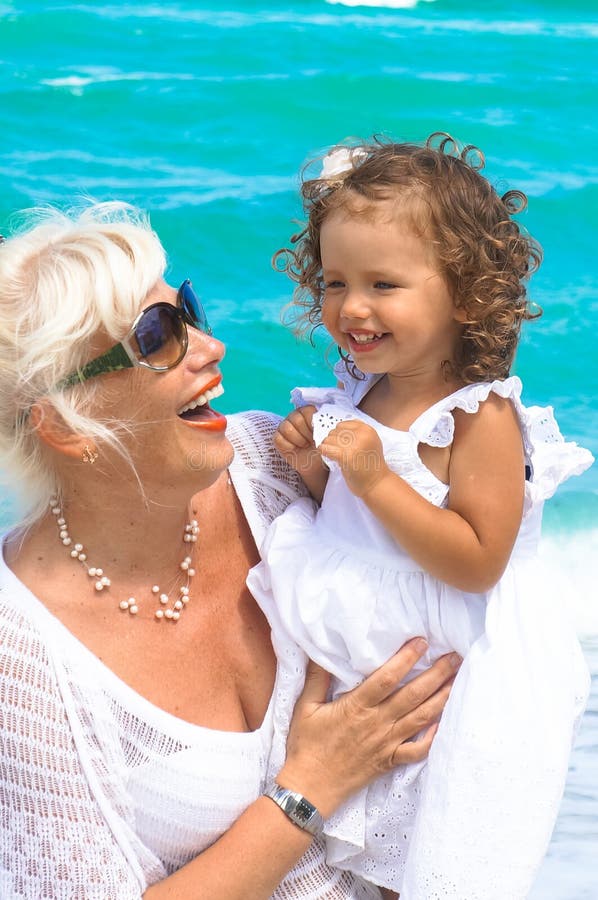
0, 202, 459, 899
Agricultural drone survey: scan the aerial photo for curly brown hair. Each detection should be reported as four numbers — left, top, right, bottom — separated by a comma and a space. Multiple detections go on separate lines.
276, 132, 542, 384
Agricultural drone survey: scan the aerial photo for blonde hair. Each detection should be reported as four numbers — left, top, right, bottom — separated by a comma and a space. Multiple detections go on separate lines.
0, 201, 166, 525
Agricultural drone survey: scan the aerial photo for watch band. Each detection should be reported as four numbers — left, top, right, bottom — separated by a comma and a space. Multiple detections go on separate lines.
264, 782, 324, 836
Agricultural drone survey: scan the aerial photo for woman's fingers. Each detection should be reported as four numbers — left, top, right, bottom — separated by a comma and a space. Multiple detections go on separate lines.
357, 642, 461, 710
388, 674, 456, 752
354, 638, 429, 706
388, 651, 461, 718
391, 722, 439, 766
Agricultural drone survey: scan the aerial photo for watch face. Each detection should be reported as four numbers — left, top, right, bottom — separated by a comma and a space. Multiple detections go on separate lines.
295, 798, 314, 822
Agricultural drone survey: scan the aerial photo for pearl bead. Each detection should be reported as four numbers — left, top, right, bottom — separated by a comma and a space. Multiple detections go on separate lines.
58, 503, 197, 629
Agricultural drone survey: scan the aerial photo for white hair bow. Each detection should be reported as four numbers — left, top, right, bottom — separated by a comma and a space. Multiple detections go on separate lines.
319, 146, 368, 180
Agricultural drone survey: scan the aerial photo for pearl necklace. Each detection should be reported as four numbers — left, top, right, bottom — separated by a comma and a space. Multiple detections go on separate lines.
50, 498, 198, 623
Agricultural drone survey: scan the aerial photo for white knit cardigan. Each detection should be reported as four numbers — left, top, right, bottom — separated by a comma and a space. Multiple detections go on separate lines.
0, 411, 380, 900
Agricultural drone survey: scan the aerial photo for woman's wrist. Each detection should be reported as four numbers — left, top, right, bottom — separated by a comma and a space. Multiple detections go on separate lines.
274, 764, 342, 820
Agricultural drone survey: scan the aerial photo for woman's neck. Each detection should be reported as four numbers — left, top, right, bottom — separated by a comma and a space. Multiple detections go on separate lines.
11, 470, 231, 583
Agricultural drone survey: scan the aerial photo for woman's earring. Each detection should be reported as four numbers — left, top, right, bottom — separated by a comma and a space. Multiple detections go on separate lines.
82, 445, 99, 465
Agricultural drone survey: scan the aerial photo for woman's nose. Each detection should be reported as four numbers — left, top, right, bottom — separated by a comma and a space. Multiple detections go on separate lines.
187, 328, 226, 365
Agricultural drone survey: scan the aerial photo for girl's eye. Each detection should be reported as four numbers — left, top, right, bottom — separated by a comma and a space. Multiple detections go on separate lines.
324, 280, 345, 289
374, 281, 398, 290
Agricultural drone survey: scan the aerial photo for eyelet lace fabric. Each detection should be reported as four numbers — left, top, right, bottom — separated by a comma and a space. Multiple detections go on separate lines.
248, 375, 594, 897
0, 410, 381, 900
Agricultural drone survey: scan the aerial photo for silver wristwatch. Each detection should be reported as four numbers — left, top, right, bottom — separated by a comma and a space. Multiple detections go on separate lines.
264, 782, 324, 836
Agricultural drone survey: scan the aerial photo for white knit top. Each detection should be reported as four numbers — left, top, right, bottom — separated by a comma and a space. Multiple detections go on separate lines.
0, 411, 381, 900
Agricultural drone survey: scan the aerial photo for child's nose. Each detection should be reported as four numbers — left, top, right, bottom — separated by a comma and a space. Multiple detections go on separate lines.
340, 289, 370, 320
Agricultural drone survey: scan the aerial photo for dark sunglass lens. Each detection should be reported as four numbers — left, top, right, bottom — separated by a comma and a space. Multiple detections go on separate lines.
179, 280, 212, 335
133, 305, 185, 367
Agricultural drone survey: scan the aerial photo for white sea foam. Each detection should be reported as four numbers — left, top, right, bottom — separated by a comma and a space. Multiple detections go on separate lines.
60, 6, 598, 40
40, 68, 291, 90
538, 530, 598, 640
325, 0, 433, 8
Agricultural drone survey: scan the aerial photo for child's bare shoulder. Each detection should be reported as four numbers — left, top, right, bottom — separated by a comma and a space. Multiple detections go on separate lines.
452, 390, 521, 444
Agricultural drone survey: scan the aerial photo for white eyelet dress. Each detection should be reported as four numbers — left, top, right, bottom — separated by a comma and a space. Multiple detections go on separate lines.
0, 411, 381, 900
247, 369, 594, 899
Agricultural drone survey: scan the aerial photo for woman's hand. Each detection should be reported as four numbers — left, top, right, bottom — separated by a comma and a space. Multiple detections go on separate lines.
277, 638, 460, 817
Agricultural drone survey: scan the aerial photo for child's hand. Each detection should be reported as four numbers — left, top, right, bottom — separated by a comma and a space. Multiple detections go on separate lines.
274, 406, 319, 475
319, 419, 389, 496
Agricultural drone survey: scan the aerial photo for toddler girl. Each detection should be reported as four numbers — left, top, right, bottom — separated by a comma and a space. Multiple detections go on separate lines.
247, 134, 593, 898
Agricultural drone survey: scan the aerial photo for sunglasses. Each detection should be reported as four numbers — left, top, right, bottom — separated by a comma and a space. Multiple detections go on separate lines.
57, 279, 212, 390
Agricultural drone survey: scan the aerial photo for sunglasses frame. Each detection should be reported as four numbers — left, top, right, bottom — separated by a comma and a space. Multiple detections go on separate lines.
56, 279, 212, 391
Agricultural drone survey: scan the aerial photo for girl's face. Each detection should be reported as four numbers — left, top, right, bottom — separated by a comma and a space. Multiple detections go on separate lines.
320, 199, 465, 382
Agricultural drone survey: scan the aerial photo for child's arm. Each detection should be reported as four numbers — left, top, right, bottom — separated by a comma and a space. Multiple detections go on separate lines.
319, 394, 524, 593
274, 405, 329, 503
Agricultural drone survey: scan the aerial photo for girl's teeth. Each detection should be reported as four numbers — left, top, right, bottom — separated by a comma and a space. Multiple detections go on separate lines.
351, 333, 383, 343
178, 382, 224, 414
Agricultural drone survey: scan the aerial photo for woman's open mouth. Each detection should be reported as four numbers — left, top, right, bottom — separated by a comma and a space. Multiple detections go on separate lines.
177, 380, 227, 432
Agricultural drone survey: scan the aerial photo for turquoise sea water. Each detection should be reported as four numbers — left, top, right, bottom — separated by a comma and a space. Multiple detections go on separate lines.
1, 1, 596, 895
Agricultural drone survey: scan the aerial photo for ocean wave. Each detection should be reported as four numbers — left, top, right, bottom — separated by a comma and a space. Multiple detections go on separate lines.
40, 68, 291, 90
484, 156, 598, 197
49, 5, 598, 40
537, 530, 598, 640
325, 0, 432, 8
0, 152, 295, 206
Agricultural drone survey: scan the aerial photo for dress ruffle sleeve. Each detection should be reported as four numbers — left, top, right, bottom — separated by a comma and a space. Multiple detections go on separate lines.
409, 376, 594, 513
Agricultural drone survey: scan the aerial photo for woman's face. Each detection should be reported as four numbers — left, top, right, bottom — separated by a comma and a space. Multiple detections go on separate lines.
98, 279, 234, 497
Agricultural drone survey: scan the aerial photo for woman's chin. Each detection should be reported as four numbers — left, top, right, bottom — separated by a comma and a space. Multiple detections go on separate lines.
186, 436, 235, 480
